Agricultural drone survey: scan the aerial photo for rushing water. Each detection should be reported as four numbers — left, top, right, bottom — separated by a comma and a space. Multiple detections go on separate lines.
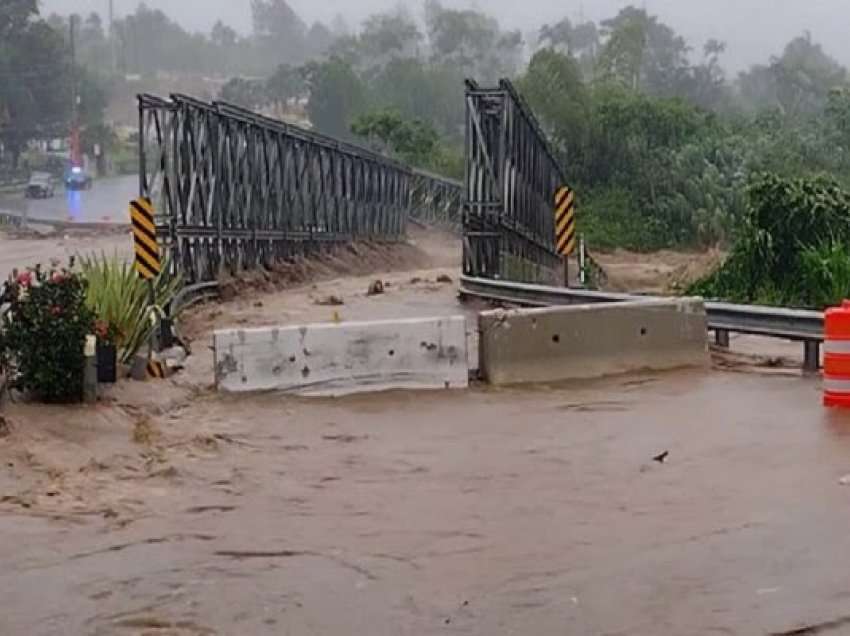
1, 369, 848, 635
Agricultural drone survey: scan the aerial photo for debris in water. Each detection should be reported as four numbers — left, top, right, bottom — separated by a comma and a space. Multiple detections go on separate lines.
653, 451, 670, 464
322, 434, 367, 444
315, 295, 345, 306
132, 418, 161, 446
367, 280, 385, 296
839, 475, 850, 486
436, 274, 453, 284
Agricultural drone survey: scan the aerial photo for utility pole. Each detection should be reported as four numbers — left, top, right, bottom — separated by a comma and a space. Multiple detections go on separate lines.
108, 0, 117, 73
69, 15, 82, 168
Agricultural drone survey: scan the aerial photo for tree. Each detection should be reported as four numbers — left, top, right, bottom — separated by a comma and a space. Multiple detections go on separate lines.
351, 109, 460, 176
303, 57, 367, 140
597, 6, 690, 97
369, 58, 464, 137
219, 77, 267, 110
211, 20, 237, 48
265, 63, 305, 106
352, 110, 411, 154
250, 0, 308, 66
690, 39, 728, 110
738, 33, 846, 118
306, 22, 335, 58
425, 1, 522, 80
358, 10, 422, 68
112, 5, 219, 75
0, 0, 37, 41
0, 3, 70, 167
517, 49, 590, 166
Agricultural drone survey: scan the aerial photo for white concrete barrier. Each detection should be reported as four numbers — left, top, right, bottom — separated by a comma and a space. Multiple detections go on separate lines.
214, 316, 469, 396
479, 298, 708, 385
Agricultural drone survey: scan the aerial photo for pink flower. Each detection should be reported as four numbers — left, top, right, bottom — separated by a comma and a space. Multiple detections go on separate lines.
50, 272, 65, 284
16, 271, 32, 287
50, 306, 62, 317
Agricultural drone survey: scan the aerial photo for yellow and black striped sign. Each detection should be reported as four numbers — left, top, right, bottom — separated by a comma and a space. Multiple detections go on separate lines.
555, 186, 577, 256
130, 197, 161, 280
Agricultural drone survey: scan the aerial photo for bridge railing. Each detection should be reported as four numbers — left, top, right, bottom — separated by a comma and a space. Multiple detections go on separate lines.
139, 94, 460, 283
410, 168, 463, 231
463, 79, 566, 284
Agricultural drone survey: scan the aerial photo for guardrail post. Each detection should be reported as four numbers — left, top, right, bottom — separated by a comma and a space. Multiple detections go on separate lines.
83, 335, 98, 403
803, 340, 820, 373
715, 329, 730, 348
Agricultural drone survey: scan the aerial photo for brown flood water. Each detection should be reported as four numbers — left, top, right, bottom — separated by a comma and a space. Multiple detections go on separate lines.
2, 370, 850, 635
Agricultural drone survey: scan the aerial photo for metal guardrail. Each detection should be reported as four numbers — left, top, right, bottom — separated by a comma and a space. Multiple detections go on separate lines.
459, 276, 824, 372
171, 281, 221, 315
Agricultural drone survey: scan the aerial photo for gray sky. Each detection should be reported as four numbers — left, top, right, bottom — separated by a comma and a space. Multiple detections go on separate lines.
40, 0, 850, 72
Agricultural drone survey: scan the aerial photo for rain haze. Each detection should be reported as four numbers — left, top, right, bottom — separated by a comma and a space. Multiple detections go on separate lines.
7, 1, 850, 634
41, 0, 850, 71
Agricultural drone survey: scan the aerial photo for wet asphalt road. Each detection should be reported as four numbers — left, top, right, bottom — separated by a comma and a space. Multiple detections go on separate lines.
0, 175, 136, 225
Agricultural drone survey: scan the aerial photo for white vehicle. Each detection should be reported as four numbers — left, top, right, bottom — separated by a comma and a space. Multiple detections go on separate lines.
25, 172, 56, 199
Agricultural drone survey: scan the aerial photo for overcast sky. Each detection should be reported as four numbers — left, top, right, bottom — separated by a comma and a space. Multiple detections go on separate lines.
41, 0, 850, 72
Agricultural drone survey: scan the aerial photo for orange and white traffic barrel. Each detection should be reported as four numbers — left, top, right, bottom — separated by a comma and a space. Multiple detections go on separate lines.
824, 300, 850, 407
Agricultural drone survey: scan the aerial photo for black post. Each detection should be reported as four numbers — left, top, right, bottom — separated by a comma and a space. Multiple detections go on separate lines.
803, 340, 820, 373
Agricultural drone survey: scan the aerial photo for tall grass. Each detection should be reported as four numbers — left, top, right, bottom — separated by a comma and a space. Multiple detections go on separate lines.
799, 241, 850, 308
78, 254, 182, 364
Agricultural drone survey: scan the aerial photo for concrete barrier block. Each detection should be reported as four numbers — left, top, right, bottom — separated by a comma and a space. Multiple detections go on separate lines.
214, 316, 469, 396
479, 298, 708, 385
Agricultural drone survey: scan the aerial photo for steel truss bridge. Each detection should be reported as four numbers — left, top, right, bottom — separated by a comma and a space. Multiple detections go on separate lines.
139, 78, 564, 284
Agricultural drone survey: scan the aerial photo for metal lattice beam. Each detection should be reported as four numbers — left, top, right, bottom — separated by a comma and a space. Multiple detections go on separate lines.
462, 79, 565, 283
139, 94, 463, 283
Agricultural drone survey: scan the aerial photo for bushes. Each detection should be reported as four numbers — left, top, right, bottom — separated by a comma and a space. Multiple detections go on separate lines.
79, 255, 182, 364
0, 255, 184, 402
798, 242, 850, 308
690, 173, 850, 307
1, 265, 94, 403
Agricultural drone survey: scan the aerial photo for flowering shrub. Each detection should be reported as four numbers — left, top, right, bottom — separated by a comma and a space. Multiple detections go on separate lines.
0, 262, 94, 403
94, 319, 121, 345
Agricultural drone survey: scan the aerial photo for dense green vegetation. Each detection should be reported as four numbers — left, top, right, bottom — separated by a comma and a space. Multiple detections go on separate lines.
9, 1, 850, 304
197, 3, 850, 271
516, 27, 850, 253
1, 2, 110, 173
690, 174, 850, 307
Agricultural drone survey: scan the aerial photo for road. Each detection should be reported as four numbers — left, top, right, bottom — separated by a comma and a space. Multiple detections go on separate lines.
0, 176, 136, 276
0, 175, 136, 225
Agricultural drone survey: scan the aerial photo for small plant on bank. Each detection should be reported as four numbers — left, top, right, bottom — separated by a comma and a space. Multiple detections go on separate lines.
0, 263, 95, 403
79, 254, 182, 364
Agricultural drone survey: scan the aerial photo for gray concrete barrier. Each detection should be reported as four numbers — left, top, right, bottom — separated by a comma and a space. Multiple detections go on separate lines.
214, 316, 469, 396
478, 298, 708, 385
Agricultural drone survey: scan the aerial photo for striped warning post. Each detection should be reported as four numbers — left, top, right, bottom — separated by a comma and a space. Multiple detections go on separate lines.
554, 186, 576, 257
824, 300, 850, 407
130, 197, 161, 280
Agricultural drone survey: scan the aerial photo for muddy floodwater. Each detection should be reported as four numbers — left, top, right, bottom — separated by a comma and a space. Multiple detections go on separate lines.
2, 369, 849, 635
